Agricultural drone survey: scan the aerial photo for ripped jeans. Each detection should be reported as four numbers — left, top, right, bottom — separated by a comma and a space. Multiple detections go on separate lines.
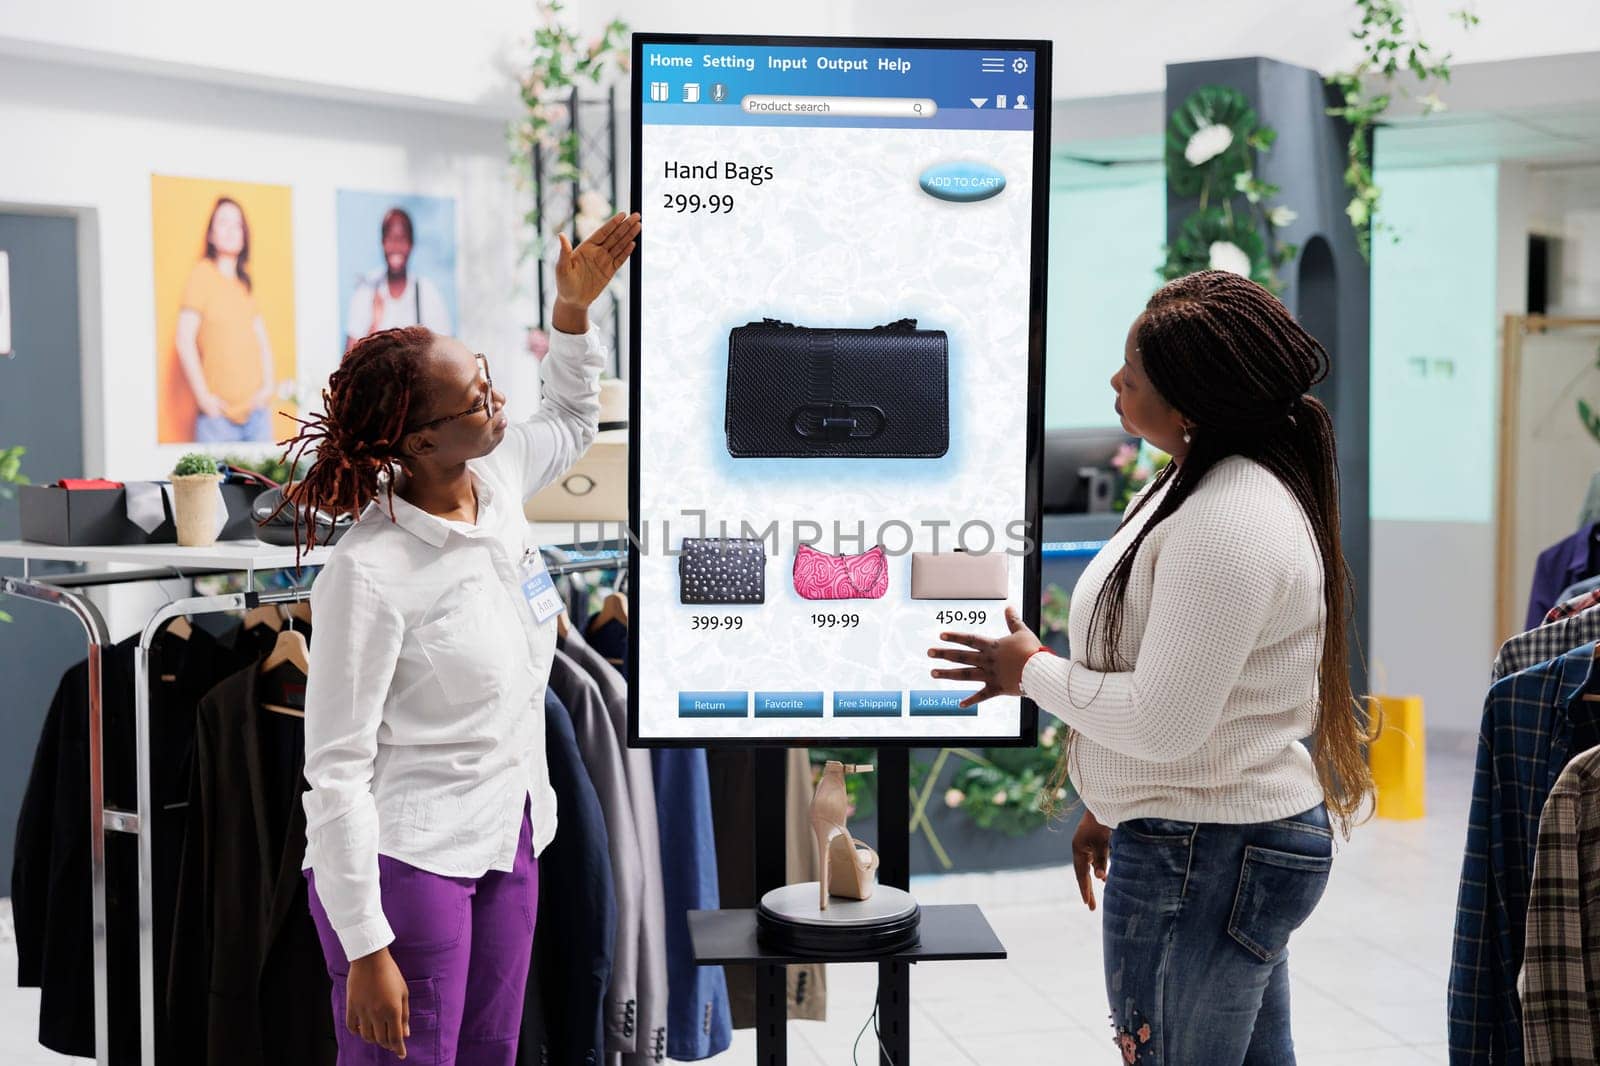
1100, 806, 1333, 1065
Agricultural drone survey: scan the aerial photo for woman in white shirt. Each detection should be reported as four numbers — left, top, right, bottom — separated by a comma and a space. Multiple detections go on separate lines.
282, 212, 639, 1064
930, 270, 1374, 1064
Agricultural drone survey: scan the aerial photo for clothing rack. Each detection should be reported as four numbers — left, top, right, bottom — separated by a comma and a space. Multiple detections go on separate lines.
0, 534, 627, 1066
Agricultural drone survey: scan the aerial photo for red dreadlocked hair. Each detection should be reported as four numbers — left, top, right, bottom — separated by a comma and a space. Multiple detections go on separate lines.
273, 326, 436, 556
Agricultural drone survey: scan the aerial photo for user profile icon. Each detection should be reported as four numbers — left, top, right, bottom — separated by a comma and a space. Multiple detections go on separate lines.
1015, 94, 1029, 110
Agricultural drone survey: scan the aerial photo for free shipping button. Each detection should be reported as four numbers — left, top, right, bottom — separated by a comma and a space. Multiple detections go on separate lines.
833, 691, 904, 717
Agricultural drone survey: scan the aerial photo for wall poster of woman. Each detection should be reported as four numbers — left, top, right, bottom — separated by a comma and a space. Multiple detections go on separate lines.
152, 175, 297, 444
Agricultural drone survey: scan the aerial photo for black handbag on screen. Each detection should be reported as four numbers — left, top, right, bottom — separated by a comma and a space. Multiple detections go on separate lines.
678, 537, 767, 604
724, 318, 949, 458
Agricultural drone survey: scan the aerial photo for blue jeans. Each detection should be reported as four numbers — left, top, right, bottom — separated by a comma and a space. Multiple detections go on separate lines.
195, 406, 272, 443
1102, 805, 1333, 1065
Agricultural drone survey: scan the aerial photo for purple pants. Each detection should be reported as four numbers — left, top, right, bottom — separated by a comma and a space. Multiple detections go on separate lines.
306, 806, 539, 1066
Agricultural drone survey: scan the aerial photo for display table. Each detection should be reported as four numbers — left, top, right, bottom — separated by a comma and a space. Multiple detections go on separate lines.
688, 903, 1005, 966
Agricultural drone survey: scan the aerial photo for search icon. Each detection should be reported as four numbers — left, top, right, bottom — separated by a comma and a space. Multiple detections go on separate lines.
912, 102, 923, 114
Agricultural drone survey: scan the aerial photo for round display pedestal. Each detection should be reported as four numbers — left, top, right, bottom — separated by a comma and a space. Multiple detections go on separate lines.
756, 883, 921, 957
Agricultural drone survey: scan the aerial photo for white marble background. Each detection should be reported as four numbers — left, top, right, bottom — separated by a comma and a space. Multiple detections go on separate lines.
637, 123, 1036, 740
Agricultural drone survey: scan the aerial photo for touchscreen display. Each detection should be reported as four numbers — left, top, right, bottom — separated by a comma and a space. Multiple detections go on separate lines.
629, 35, 1049, 745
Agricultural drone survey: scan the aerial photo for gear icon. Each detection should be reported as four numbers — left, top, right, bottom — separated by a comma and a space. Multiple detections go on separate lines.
1012, 56, 1028, 74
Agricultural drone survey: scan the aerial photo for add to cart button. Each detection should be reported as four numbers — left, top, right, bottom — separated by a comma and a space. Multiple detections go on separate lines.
678, 692, 750, 718
908, 691, 976, 716
833, 691, 904, 717
753, 691, 825, 718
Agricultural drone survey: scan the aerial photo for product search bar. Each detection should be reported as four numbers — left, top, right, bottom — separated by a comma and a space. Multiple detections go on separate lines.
740, 95, 938, 118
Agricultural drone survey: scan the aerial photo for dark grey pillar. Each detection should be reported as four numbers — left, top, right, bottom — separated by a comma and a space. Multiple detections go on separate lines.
1165, 58, 1372, 699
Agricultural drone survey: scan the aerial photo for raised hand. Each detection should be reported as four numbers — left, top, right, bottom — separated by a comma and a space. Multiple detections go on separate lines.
553, 211, 642, 323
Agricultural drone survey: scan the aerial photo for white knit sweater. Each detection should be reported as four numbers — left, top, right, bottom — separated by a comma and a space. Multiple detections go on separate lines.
1022, 456, 1327, 826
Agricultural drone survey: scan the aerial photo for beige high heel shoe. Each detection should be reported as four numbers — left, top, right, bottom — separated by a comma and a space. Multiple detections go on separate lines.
810, 760, 880, 910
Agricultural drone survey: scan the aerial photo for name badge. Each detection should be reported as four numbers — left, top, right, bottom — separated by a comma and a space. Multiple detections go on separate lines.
519, 550, 564, 624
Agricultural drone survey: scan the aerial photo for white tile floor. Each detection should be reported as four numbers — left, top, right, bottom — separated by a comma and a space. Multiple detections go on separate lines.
0, 749, 1471, 1064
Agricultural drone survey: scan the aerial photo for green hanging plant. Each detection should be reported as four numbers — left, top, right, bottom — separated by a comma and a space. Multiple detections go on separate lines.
1163, 207, 1277, 290
1162, 86, 1297, 293
1164, 86, 1260, 201
1325, 0, 1479, 259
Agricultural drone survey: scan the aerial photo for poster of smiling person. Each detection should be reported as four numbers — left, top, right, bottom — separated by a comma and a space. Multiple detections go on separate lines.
336, 190, 457, 355
153, 175, 298, 444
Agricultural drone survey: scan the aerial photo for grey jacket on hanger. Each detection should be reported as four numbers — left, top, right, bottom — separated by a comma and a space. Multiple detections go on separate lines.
551, 649, 645, 1056
560, 627, 670, 1065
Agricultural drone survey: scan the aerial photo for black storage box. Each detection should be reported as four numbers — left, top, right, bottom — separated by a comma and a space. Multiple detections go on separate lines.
19, 482, 264, 546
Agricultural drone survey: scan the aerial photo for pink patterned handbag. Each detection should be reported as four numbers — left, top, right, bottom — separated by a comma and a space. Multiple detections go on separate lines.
792, 543, 889, 600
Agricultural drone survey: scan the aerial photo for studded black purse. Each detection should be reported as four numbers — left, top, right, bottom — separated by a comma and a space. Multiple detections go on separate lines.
724, 318, 949, 458
678, 537, 767, 604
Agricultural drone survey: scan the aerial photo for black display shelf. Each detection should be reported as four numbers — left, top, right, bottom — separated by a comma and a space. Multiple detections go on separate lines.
688, 903, 1006, 966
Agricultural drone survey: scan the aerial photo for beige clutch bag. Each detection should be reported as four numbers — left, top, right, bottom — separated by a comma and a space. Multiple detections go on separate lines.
909, 551, 1008, 600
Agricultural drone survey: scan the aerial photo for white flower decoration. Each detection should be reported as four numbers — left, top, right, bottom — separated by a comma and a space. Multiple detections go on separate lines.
1208, 240, 1253, 277
944, 788, 965, 809
992, 791, 1008, 806
1268, 206, 1299, 229
1184, 123, 1234, 167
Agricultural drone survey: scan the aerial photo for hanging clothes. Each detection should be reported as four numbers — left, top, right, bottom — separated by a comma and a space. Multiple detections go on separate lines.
559, 625, 669, 1065
166, 662, 335, 1066
12, 622, 256, 1063
652, 746, 732, 1061
1576, 471, 1600, 532
1450, 643, 1600, 1064
1544, 585, 1600, 626
549, 649, 645, 1056
1495, 607, 1600, 682
587, 613, 628, 671
1526, 524, 1600, 631
707, 748, 828, 1028
1522, 744, 1600, 1065
522, 687, 616, 1066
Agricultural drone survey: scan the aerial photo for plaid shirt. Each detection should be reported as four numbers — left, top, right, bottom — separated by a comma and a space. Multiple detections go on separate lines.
1495, 610, 1600, 682
1544, 591, 1600, 626
1523, 744, 1600, 1065
1451, 644, 1600, 1064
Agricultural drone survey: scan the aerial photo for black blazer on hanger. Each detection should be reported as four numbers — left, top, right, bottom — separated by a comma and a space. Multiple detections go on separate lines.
12, 624, 251, 1063
522, 686, 617, 1066
166, 662, 335, 1066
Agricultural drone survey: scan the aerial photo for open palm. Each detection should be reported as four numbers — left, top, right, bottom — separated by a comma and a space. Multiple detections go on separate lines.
555, 211, 642, 308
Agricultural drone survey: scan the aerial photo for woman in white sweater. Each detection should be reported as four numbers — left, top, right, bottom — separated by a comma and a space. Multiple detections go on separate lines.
930, 270, 1373, 1064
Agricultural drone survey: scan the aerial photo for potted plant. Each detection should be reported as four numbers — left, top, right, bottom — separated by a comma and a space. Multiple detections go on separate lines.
171, 453, 222, 547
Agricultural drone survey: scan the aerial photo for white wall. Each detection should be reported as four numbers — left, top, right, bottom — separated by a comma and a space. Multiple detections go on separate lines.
0, 0, 536, 112
0, 52, 550, 638
589, 0, 1600, 100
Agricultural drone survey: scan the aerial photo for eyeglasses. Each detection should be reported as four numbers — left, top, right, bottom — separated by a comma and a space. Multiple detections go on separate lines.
409, 354, 494, 433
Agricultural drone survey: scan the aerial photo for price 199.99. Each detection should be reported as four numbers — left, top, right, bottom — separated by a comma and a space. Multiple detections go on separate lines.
663, 192, 734, 214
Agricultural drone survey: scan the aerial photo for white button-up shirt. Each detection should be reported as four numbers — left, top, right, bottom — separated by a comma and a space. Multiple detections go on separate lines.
302, 327, 604, 962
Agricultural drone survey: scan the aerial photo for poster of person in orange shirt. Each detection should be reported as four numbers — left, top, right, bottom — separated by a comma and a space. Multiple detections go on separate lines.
152, 175, 297, 444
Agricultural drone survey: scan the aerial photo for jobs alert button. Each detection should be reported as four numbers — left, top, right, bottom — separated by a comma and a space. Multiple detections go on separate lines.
909, 691, 976, 716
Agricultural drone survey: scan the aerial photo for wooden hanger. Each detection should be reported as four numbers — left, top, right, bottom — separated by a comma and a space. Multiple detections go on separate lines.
260, 613, 310, 718
165, 616, 192, 641
243, 603, 285, 633
589, 587, 628, 633
286, 600, 313, 628
556, 610, 569, 639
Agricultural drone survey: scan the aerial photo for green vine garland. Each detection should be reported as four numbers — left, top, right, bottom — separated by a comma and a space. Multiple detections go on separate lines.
1325, 0, 1478, 258
509, 2, 630, 255
1161, 86, 1297, 293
